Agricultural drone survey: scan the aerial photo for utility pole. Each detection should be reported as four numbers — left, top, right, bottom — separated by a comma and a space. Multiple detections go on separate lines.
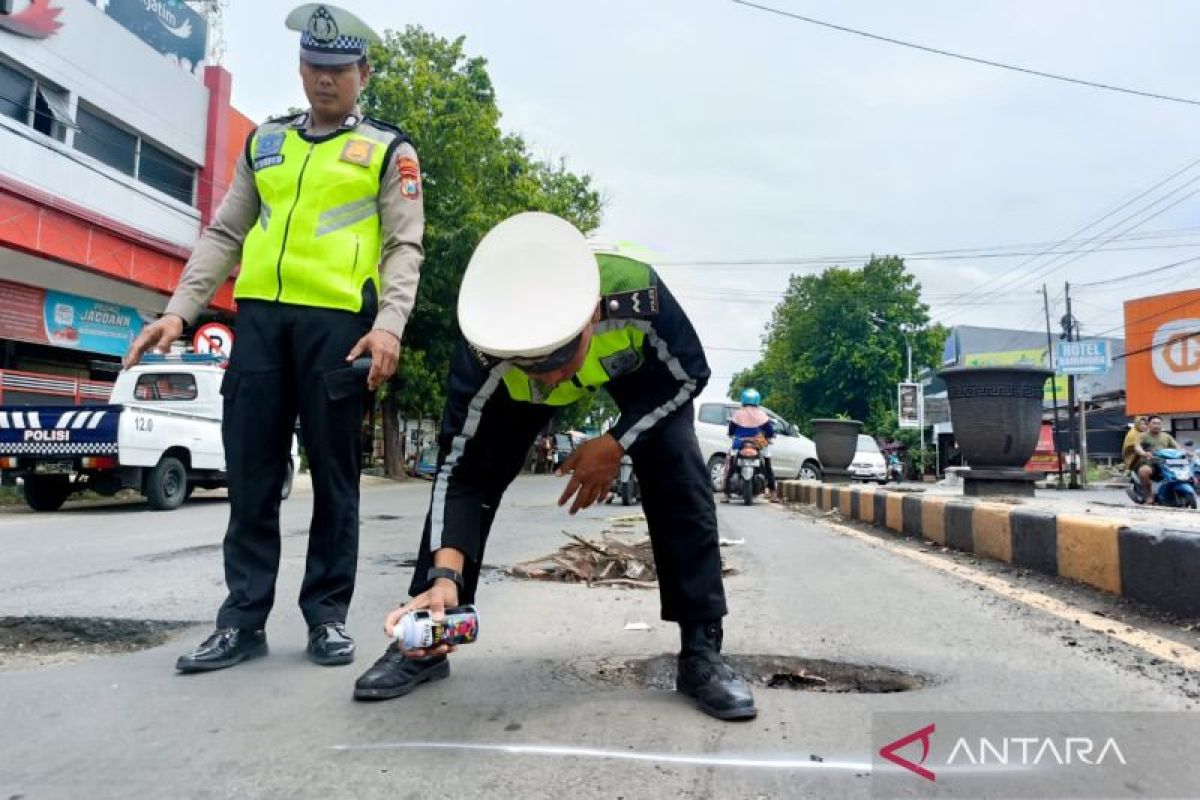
1079, 382, 1089, 488
1061, 282, 1080, 489
1042, 285, 1065, 488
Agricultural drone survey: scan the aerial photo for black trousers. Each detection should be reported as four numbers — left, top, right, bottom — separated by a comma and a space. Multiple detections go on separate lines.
409, 403, 728, 623
216, 300, 369, 629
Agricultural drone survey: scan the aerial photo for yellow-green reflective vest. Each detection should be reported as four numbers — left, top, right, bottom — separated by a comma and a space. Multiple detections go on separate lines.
502, 254, 655, 405
237, 117, 400, 312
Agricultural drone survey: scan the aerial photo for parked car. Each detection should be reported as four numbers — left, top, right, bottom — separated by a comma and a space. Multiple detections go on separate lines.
850, 434, 889, 484
694, 401, 822, 490
0, 354, 298, 512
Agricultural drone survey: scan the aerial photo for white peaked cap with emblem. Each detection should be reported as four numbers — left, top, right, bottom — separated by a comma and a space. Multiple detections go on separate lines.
458, 212, 601, 359
286, 4, 381, 66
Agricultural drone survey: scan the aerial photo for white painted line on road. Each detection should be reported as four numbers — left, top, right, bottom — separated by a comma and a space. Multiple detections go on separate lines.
820, 518, 1200, 672
329, 741, 874, 772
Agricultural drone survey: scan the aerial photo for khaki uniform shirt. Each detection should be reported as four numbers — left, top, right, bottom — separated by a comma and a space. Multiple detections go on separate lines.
165, 108, 424, 340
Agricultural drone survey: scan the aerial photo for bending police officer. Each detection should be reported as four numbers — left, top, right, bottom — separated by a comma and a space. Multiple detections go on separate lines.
353, 213, 756, 721
124, 4, 424, 671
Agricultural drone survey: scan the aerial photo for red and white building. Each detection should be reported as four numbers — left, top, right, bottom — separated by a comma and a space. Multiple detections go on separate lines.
0, 0, 253, 404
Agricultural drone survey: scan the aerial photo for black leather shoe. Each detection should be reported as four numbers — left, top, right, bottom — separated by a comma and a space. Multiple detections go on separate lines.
676, 621, 757, 721
307, 622, 355, 666
176, 628, 267, 673
353, 643, 449, 700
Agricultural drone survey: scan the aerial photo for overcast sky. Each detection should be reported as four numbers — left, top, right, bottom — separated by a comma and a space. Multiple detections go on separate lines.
219, 0, 1200, 398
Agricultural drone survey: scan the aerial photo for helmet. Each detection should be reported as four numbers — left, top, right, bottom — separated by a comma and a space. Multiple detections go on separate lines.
740, 388, 762, 406
458, 212, 600, 361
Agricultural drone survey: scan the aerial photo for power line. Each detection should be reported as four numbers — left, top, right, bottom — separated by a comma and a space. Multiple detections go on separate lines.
1073, 254, 1200, 289
730, 0, 1200, 107
936, 152, 1200, 318
1113, 328, 1200, 361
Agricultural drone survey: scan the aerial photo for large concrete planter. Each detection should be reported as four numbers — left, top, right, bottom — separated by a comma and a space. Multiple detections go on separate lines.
811, 418, 863, 483
939, 366, 1052, 496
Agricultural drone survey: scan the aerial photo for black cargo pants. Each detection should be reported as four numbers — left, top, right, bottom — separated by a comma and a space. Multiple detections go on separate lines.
216, 299, 370, 629
409, 401, 728, 623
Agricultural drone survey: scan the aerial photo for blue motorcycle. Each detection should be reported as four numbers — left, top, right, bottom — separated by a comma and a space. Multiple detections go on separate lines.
1127, 448, 1198, 509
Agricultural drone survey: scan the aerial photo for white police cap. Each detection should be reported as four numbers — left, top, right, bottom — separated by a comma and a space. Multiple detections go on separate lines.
286, 4, 381, 66
458, 213, 601, 361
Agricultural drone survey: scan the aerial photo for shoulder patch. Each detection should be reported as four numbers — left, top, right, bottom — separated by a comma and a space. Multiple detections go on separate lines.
602, 286, 659, 319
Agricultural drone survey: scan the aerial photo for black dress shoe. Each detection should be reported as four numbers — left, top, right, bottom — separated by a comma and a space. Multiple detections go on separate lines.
676, 621, 757, 721
307, 622, 355, 666
353, 643, 449, 700
176, 628, 267, 673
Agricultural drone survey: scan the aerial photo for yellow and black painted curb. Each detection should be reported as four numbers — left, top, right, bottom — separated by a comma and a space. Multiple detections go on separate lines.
778, 480, 1200, 617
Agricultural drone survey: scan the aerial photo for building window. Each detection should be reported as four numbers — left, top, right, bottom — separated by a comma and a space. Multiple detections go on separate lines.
74, 101, 196, 206
0, 59, 68, 141
139, 141, 195, 206
75, 104, 137, 176
0, 60, 32, 124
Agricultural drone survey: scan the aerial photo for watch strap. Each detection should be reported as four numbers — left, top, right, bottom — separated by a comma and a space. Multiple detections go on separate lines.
426, 566, 463, 591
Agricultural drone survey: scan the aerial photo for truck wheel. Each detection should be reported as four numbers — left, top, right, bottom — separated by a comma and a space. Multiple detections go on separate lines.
280, 461, 295, 501
146, 456, 187, 511
23, 475, 71, 512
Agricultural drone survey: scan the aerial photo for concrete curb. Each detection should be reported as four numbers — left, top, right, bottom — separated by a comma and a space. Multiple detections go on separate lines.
779, 480, 1200, 617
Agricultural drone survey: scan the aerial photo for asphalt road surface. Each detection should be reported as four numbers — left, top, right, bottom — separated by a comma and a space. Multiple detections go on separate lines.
0, 476, 1196, 799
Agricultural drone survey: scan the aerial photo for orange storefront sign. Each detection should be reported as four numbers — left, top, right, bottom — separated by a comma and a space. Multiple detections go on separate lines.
1125, 289, 1200, 415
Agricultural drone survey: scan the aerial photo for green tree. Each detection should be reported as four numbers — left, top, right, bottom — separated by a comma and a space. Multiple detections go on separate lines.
362, 28, 603, 476
731, 257, 947, 435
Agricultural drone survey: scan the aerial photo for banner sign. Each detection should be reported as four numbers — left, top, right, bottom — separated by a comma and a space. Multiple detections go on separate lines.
1056, 339, 1111, 375
88, 0, 208, 75
898, 382, 921, 429
0, 279, 146, 358
963, 348, 1067, 401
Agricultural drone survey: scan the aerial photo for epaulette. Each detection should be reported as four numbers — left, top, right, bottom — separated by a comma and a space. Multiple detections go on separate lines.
265, 110, 306, 126
364, 116, 411, 144
601, 285, 660, 320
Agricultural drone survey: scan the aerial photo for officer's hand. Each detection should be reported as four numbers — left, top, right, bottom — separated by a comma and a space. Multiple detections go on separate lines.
557, 434, 624, 515
123, 314, 184, 369
384, 578, 460, 659
346, 329, 401, 391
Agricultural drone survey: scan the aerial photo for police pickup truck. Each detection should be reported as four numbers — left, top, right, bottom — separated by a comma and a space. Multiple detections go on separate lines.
0, 354, 297, 512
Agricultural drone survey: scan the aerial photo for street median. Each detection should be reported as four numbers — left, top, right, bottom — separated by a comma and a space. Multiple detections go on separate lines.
778, 480, 1200, 617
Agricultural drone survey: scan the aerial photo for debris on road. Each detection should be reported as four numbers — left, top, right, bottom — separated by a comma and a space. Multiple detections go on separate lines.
508, 531, 736, 588
719, 537, 746, 547
623, 621, 652, 631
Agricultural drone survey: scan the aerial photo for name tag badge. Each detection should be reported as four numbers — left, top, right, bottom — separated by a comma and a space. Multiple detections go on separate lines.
340, 139, 375, 167
254, 132, 286, 171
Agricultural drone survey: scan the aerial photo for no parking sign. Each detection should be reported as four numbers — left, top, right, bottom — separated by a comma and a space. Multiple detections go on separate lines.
193, 322, 234, 358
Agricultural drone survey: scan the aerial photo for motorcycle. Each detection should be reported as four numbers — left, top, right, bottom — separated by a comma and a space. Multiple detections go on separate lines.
608, 454, 640, 506
886, 453, 903, 483
726, 439, 768, 506
1127, 448, 1198, 509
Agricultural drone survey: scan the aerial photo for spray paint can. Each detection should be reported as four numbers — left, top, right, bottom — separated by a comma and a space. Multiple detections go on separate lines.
394, 605, 480, 650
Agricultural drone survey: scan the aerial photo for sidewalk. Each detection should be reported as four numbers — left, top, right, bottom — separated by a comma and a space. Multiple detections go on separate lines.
779, 479, 1200, 618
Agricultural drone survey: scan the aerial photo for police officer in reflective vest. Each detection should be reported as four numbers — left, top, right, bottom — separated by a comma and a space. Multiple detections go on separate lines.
353, 213, 756, 721
125, 4, 424, 671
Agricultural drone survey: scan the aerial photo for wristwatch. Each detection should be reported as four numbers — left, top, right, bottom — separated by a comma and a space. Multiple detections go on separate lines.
426, 566, 463, 592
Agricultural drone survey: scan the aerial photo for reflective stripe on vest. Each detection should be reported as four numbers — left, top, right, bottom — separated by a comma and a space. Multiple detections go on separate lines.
503, 324, 646, 406
238, 127, 388, 312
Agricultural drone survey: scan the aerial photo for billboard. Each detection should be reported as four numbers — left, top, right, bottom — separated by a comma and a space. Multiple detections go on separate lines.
0, 279, 148, 358
88, 0, 208, 75
961, 348, 1067, 401
1125, 289, 1200, 415
898, 383, 921, 429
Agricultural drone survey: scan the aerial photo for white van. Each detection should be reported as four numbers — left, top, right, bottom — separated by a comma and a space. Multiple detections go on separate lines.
694, 401, 822, 490
850, 434, 889, 484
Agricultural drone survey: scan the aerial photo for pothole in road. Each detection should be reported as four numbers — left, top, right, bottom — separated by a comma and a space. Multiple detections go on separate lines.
578, 653, 930, 693
0, 616, 198, 671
